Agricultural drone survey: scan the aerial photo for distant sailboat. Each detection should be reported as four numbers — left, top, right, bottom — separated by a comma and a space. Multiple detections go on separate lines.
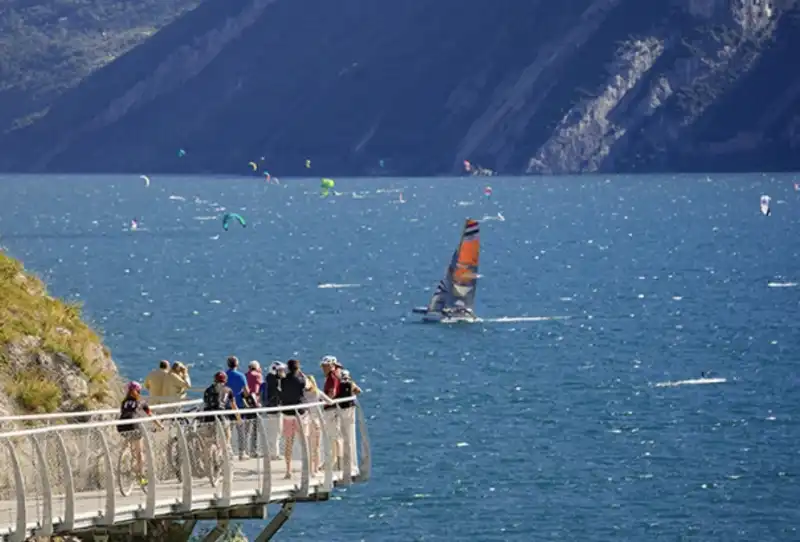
412, 219, 480, 323
760, 195, 771, 216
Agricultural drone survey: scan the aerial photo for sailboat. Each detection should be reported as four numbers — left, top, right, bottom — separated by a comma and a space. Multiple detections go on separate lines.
412, 219, 480, 323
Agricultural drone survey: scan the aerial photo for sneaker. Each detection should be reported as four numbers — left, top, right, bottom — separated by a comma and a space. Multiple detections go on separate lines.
239, 452, 250, 461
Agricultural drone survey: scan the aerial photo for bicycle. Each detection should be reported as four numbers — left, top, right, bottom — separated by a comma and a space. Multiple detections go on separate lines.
196, 418, 225, 487
117, 430, 149, 497
166, 406, 204, 482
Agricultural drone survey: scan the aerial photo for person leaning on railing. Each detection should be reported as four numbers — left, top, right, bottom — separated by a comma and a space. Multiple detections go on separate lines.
200, 372, 243, 456
320, 355, 343, 470
279, 359, 310, 479
162, 361, 191, 405
143, 360, 170, 405
261, 361, 286, 460
337, 369, 361, 473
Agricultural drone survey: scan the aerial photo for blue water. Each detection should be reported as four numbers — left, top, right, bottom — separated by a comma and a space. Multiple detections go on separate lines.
1, 173, 799, 541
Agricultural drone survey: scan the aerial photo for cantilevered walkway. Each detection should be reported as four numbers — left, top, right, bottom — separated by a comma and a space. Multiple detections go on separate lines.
0, 398, 370, 541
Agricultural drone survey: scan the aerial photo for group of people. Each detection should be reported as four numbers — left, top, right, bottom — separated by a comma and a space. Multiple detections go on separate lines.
142, 360, 192, 404
117, 354, 361, 482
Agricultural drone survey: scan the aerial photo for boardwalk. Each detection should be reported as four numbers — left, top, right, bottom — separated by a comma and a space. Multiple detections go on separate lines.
0, 399, 370, 541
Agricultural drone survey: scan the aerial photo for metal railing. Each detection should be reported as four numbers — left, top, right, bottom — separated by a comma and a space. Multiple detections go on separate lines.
0, 398, 370, 541
0, 399, 203, 429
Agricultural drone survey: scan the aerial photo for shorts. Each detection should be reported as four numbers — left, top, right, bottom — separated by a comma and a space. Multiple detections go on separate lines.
282, 415, 307, 438
119, 426, 143, 440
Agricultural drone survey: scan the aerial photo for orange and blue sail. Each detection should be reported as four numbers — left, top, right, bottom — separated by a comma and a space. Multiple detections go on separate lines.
419, 219, 480, 314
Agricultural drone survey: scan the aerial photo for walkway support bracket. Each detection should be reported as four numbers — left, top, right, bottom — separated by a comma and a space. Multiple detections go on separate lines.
255, 500, 296, 542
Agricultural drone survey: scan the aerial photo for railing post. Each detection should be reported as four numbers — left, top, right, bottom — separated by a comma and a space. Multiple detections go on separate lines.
255, 415, 271, 504
215, 416, 232, 506
4, 438, 27, 542
339, 404, 352, 486
296, 411, 310, 498
93, 429, 116, 526
175, 422, 193, 512
53, 432, 75, 530
355, 401, 371, 482
315, 405, 333, 493
29, 435, 53, 536
141, 423, 157, 517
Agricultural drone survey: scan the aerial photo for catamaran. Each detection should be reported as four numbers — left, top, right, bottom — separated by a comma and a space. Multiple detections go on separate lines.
413, 218, 480, 323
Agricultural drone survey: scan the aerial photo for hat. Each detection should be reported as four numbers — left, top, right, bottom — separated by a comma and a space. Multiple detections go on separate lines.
249, 360, 261, 371
269, 361, 285, 373
321, 355, 337, 366
340, 369, 351, 381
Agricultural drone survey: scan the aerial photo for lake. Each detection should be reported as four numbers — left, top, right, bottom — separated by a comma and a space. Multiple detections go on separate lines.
1, 173, 798, 541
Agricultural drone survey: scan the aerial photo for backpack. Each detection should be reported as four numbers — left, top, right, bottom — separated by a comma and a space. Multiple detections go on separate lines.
203, 385, 224, 411
242, 390, 258, 409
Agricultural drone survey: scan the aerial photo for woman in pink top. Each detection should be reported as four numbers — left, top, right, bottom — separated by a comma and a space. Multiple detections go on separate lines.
246, 361, 263, 400
245, 361, 263, 456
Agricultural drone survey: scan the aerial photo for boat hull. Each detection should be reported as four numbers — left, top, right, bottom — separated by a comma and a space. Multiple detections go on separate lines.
412, 308, 478, 323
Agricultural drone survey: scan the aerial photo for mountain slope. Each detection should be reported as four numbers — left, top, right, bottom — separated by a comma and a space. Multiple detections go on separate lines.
0, 0, 201, 134
1, 0, 798, 175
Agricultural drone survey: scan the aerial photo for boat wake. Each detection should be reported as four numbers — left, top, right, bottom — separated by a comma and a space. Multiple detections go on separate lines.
481, 315, 569, 323
318, 283, 361, 289
654, 377, 727, 388
768, 282, 797, 288
481, 213, 505, 222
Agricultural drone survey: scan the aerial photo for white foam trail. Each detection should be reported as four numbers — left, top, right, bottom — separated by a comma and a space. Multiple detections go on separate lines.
457, 201, 474, 206
318, 283, 362, 289
169, 195, 186, 201
481, 316, 570, 323
655, 378, 727, 388
768, 282, 797, 288
481, 213, 505, 222
193, 216, 218, 221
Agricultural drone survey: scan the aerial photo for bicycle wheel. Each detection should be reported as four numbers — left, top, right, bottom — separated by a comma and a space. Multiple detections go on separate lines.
186, 432, 204, 478
167, 435, 182, 482
117, 444, 135, 497
207, 442, 223, 487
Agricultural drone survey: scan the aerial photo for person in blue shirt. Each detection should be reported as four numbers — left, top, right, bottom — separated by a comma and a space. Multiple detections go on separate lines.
225, 356, 250, 459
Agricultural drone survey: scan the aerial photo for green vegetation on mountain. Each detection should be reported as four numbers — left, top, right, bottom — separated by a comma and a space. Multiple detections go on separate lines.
0, 0, 200, 133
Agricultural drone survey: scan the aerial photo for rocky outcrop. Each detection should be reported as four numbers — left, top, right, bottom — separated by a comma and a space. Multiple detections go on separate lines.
0, 0, 798, 175
0, 249, 122, 424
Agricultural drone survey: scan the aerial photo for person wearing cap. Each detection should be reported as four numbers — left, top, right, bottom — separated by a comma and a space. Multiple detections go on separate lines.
260, 362, 285, 460
201, 371, 242, 456
225, 356, 250, 460
337, 369, 362, 473
244, 361, 263, 456
320, 356, 342, 470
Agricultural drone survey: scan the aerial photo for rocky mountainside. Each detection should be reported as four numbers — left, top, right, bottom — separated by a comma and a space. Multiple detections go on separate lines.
0, 249, 122, 422
0, 0, 798, 176
0, 0, 201, 134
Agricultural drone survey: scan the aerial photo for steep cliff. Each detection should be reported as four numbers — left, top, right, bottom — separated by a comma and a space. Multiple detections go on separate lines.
0, 0, 798, 175
0, 249, 122, 421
